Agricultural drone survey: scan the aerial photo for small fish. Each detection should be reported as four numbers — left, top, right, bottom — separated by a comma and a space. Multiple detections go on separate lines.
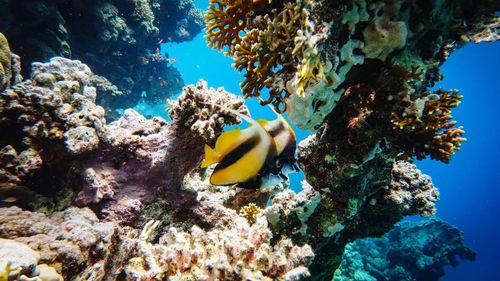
1, 197, 16, 203
201, 103, 297, 189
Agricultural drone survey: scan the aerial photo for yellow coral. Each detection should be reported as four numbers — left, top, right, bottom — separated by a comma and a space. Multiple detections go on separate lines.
240, 203, 262, 225
0, 32, 12, 91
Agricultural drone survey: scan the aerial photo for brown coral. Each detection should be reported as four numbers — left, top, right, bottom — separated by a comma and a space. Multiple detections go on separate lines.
392, 88, 465, 163
207, 0, 330, 113
205, 0, 273, 55
233, 1, 314, 112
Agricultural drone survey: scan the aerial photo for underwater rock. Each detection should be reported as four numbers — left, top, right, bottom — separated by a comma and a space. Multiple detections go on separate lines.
0, 0, 204, 116
333, 219, 476, 281
0, 57, 248, 224
0, 57, 106, 189
0, 238, 63, 281
0, 206, 114, 279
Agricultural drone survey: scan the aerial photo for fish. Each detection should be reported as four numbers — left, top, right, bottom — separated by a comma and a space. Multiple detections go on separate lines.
1, 197, 16, 203
201, 103, 297, 189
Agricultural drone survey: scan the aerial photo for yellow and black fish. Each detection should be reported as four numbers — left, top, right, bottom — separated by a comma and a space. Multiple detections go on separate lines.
201, 104, 297, 189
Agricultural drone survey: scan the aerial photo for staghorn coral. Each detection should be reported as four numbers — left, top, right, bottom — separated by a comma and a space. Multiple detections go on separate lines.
333, 219, 476, 281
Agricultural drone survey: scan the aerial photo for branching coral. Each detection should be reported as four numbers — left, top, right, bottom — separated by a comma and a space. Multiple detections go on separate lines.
123, 216, 314, 280
240, 203, 262, 225
391, 88, 466, 163
207, 0, 330, 113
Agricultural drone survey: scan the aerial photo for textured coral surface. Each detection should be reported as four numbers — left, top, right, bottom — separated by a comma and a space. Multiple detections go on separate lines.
334, 219, 476, 281
0, 0, 204, 116
0, 0, 497, 279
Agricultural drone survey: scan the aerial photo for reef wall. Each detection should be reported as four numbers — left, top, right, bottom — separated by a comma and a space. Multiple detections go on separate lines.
333, 219, 476, 281
0, 0, 204, 117
203, 0, 497, 279
0, 0, 497, 279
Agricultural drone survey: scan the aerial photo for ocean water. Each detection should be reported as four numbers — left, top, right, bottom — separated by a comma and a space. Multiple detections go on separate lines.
1, 1, 498, 280
157, 1, 499, 280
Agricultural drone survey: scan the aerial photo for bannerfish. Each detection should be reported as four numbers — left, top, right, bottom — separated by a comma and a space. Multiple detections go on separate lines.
200, 103, 297, 189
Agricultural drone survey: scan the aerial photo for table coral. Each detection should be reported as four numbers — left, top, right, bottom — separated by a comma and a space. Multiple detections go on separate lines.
333, 219, 476, 281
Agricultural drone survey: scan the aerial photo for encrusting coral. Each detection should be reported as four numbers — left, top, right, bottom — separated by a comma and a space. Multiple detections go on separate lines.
333, 219, 476, 281
0, 32, 21, 92
0, 207, 113, 280
0, 238, 63, 281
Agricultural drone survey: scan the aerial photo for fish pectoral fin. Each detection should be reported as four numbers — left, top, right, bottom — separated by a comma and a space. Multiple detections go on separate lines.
201, 144, 220, 168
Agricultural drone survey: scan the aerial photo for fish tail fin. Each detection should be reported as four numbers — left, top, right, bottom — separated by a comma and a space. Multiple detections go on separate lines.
201, 144, 220, 168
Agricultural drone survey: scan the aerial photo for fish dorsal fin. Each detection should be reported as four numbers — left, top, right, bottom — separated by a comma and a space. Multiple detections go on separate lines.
202, 101, 271, 138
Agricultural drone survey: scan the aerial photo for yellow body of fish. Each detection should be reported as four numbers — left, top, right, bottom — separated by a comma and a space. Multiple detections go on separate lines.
201, 105, 296, 188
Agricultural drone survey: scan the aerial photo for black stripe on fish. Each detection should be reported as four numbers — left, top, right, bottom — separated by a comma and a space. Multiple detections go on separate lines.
266, 121, 285, 137
215, 135, 261, 170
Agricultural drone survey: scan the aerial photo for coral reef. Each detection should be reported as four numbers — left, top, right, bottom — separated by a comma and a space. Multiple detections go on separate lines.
0, 0, 204, 117
0, 57, 249, 224
333, 219, 476, 281
204, 0, 495, 278
0, 0, 496, 278
206, 0, 497, 132
0, 207, 114, 280
118, 217, 314, 280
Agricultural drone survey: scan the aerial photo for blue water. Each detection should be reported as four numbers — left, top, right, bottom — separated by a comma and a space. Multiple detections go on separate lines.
158, 1, 500, 279
419, 43, 500, 281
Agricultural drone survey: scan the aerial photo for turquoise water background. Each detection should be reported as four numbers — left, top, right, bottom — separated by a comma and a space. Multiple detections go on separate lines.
147, 1, 500, 279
